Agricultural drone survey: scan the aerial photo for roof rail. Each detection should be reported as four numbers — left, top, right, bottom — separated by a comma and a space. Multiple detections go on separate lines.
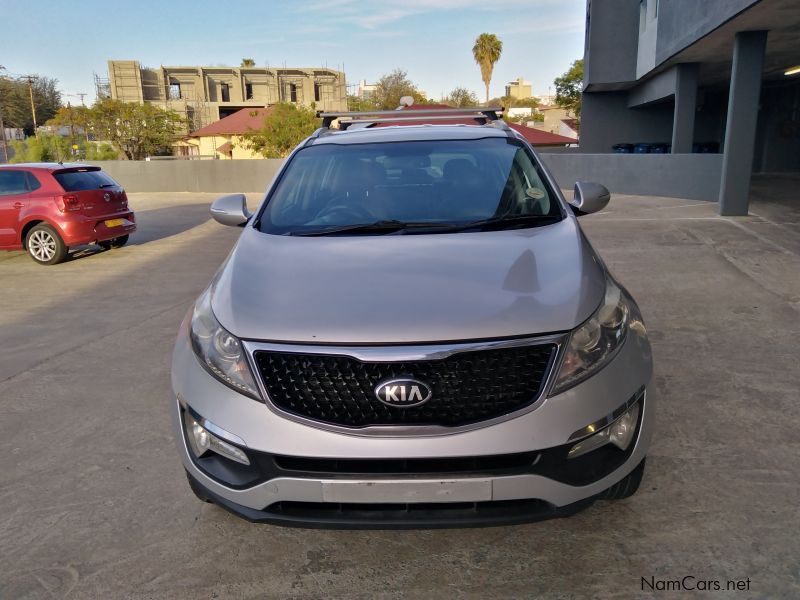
316, 107, 504, 130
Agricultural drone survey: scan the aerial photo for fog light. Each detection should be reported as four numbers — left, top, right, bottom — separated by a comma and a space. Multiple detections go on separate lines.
183, 411, 250, 465
608, 405, 638, 451
568, 403, 640, 459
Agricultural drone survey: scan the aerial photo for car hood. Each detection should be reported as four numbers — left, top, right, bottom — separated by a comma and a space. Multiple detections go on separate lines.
212, 219, 606, 344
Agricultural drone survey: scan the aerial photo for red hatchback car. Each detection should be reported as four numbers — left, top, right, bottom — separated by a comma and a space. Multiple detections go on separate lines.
0, 163, 136, 265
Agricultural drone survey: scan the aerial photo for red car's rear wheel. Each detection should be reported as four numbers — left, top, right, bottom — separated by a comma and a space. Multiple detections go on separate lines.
26, 224, 67, 266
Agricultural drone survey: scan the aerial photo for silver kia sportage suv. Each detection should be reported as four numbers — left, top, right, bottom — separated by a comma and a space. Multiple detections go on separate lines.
171, 106, 653, 528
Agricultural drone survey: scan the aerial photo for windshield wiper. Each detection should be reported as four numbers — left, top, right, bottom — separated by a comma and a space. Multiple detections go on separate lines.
292, 220, 454, 237
440, 214, 561, 233
98, 183, 117, 188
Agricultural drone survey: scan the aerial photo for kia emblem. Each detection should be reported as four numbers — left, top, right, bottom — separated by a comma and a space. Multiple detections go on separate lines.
374, 378, 432, 408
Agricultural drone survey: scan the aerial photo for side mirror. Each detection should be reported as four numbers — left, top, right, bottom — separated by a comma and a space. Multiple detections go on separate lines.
570, 182, 610, 216
210, 193, 252, 227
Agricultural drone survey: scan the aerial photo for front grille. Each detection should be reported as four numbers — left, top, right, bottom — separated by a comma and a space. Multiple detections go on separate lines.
253, 343, 557, 427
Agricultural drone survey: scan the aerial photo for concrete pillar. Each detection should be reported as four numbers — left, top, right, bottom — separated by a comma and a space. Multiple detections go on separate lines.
671, 64, 698, 153
719, 31, 767, 216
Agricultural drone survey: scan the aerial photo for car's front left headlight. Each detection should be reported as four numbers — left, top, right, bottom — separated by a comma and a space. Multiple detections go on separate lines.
190, 286, 261, 400
550, 276, 634, 396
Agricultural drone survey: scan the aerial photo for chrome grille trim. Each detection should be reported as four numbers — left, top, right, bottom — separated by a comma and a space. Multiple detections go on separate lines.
243, 333, 568, 438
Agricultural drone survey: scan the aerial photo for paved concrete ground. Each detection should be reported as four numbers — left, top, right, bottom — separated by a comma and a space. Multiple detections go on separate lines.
1, 182, 798, 598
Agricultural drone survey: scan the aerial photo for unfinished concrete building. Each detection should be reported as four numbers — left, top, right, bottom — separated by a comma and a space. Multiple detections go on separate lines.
103, 60, 347, 131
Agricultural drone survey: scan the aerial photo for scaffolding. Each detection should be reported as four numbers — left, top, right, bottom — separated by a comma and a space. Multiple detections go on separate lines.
94, 73, 110, 100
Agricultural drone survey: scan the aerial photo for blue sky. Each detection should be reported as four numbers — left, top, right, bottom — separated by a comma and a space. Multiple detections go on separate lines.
1, 0, 586, 103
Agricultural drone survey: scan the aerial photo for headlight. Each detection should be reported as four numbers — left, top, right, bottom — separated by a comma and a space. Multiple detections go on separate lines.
550, 276, 631, 395
190, 287, 261, 400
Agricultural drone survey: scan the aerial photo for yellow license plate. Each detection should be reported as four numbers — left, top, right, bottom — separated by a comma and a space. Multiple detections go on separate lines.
105, 219, 125, 228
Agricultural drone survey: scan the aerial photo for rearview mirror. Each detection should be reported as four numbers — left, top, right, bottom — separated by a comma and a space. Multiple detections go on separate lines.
570, 182, 610, 216
210, 194, 252, 227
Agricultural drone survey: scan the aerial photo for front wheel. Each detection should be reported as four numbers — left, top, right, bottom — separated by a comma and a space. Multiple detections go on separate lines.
98, 234, 129, 250
26, 224, 68, 265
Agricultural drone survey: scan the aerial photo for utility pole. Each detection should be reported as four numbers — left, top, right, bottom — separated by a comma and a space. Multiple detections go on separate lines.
0, 103, 8, 163
0, 64, 7, 162
77, 92, 87, 106
25, 75, 38, 134
67, 102, 75, 139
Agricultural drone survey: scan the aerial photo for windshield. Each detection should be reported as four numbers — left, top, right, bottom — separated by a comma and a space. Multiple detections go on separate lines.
258, 137, 563, 235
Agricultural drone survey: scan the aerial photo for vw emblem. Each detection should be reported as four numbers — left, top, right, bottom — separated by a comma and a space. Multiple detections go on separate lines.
374, 378, 432, 408
103, 192, 111, 202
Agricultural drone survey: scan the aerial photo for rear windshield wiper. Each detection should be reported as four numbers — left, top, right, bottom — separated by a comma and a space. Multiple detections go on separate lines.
440, 214, 561, 233
98, 183, 117, 188
291, 220, 454, 237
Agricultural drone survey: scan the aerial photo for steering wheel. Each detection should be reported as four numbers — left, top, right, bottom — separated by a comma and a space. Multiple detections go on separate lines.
315, 199, 374, 223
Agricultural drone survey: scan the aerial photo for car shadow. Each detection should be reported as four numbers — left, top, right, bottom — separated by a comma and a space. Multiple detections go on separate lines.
127, 203, 215, 245
55, 203, 217, 263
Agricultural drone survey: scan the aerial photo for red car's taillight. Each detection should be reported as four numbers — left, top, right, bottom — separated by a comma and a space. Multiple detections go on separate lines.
57, 194, 81, 212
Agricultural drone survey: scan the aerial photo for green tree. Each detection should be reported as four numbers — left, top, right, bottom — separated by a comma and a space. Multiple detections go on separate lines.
10, 133, 119, 162
509, 97, 540, 109
85, 142, 120, 160
444, 87, 479, 108
240, 103, 320, 158
0, 72, 62, 135
347, 94, 377, 112
10, 133, 70, 162
372, 69, 422, 110
48, 104, 92, 138
504, 111, 543, 125
80, 99, 184, 160
554, 59, 584, 120
241, 58, 256, 67
472, 33, 503, 104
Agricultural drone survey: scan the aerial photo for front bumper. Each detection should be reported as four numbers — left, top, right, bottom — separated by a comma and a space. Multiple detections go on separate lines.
171, 318, 654, 527
188, 470, 601, 528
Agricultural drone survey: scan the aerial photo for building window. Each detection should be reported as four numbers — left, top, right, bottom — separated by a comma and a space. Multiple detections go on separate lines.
169, 82, 181, 100
289, 83, 297, 103
314, 83, 322, 102
220, 83, 230, 102
245, 82, 254, 100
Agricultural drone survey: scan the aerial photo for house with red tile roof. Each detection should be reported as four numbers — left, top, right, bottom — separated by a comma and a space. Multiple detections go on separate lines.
176, 107, 273, 159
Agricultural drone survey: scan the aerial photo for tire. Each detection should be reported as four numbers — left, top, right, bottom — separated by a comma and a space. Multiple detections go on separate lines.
600, 458, 646, 500
185, 471, 213, 503
98, 234, 129, 250
26, 223, 68, 265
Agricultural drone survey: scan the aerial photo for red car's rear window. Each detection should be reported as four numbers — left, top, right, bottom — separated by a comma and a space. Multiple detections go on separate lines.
53, 169, 119, 192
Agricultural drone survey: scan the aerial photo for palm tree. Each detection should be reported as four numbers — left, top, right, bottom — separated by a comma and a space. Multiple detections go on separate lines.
472, 33, 503, 104
240, 58, 256, 67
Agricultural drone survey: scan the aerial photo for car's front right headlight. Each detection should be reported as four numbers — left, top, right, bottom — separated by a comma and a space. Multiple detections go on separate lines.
550, 276, 633, 395
189, 286, 261, 400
